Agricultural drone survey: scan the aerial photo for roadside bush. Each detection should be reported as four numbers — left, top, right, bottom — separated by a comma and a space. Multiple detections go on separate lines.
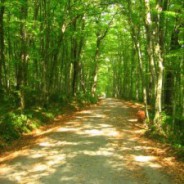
0, 105, 58, 144
147, 111, 184, 146
0, 112, 29, 141
76, 92, 98, 104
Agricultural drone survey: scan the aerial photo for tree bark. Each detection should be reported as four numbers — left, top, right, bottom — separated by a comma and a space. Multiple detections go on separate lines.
143, 0, 158, 107
17, 0, 28, 110
127, 1, 149, 120
153, 0, 165, 129
0, 0, 5, 91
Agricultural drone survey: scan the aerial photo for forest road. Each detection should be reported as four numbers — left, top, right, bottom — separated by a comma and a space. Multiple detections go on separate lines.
0, 98, 178, 184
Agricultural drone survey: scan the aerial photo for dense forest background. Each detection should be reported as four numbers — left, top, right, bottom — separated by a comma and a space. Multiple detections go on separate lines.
0, 0, 183, 148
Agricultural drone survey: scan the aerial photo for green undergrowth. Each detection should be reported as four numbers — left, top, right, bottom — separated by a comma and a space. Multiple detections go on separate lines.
0, 106, 59, 148
145, 130, 184, 161
0, 95, 97, 149
145, 112, 184, 160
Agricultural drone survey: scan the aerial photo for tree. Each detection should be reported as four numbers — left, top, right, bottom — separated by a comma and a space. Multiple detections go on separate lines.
0, 0, 5, 92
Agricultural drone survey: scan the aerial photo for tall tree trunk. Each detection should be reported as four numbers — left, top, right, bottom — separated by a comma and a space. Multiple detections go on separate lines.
41, 0, 51, 105
0, 0, 5, 92
154, 47, 164, 127
144, 0, 158, 107
17, 0, 28, 110
91, 38, 100, 97
153, 0, 165, 129
91, 15, 114, 97
181, 59, 184, 118
71, 16, 85, 97
71, 17, 78, 97
127, 1, 149, 120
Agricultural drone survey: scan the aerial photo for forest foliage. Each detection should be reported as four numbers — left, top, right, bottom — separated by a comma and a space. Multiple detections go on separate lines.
0, 0, 183, 147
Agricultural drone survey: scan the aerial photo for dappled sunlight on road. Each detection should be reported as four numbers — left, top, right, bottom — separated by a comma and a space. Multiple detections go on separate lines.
134, 155, 162, 169
128, 118, 138, 122
134, 155, 154, 162
0, 98, 174, 184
